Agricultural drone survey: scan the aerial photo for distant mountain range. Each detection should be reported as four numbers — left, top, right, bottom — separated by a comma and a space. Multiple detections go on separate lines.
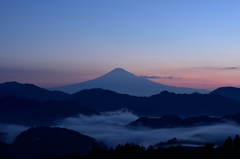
128, 113, 240, 129
1, 82, 240, 126
0, 97, 99, 126
68, 89, 240, 117
49, 68, 209, 96
0, 82, 69, 101
210, 87, 240, 102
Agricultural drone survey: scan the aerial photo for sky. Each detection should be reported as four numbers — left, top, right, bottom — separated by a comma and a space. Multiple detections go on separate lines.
0, 0, 240, 90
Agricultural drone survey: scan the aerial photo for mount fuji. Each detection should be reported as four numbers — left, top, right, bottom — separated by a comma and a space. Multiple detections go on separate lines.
49, 68, 209, 96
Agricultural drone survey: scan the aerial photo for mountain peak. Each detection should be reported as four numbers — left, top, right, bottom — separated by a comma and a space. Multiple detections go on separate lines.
110, 68, 130, 74
103, 68, 135, 78
112, 68, 126, 71
210, 86, 240, 102
2, 81, 20, 85
49, 68, 209, 95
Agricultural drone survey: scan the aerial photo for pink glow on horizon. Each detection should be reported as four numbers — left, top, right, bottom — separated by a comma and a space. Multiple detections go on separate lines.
149, 79, 240, 91
135, 65, 240, 90
1, 66, 239, 90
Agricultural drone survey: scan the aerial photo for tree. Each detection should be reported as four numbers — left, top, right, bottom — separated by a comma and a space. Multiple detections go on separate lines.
223, 136, 232, 149
204, 142, 214, 151
233, 134, 240, 149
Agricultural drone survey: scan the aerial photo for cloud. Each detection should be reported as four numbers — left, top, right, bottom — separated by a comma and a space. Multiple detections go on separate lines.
223, 67, 238, 70
140, 76, 181, 80
140, 76, 161, 79
204, 66, 239, 70
0, 124, 28, 143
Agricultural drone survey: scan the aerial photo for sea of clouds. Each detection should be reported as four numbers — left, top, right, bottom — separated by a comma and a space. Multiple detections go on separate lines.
57, 110, 240, 147
1, 110, 240, 148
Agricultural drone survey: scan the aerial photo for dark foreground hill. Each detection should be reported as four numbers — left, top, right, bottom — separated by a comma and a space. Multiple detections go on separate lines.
1, 128, 240, 159
0, 126, 107, 159
0, 82, 70, 101
210, 87, 240, 102
0, 97, 99, 126
128, 112, 240, 129
68, 89, 240, 117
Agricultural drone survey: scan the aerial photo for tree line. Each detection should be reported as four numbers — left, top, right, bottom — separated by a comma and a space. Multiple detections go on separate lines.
39, 134, 240, 159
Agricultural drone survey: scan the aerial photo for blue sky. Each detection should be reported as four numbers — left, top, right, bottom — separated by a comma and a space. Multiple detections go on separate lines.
0, 0, 240, 89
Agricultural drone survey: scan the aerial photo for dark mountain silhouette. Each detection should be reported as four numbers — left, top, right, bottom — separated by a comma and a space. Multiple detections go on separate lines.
0, 97, 99, 126
50, 68, 209, 96
153, 137, 182, 148
128, 115, 223, 128
68, 89, 240, 117
0, 126, 107, 159
128, 111, 240, 129
68, 88, 144, 112
223, 112, 240, 123
210, 87, 240, 102
0, 82, 69, 101
0, 90, 19, 98
153, 137, 207, 148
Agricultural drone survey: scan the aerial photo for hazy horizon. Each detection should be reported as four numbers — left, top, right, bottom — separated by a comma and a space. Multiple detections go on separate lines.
1, 67, 239, 92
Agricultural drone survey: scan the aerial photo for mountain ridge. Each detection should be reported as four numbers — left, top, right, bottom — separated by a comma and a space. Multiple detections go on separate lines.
128, 112, 240, 129
0, 81, 70, 101
68, 88, 240, 117
210, 87, 240, 102
0, 96, 99, 126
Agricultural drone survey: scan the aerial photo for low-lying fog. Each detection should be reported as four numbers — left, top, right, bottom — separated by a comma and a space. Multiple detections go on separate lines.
1, 110, 240, 148
0, 124, 28, 143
